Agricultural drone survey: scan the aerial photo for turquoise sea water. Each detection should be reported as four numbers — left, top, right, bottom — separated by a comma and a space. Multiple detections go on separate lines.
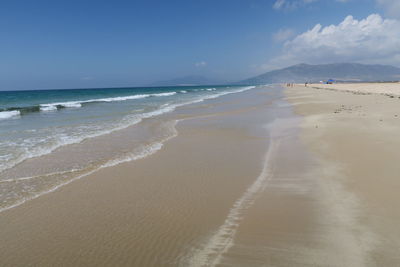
0, 85, 255, 211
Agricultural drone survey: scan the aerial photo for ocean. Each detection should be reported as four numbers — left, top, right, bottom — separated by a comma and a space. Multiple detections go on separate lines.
0, 85, 255, 212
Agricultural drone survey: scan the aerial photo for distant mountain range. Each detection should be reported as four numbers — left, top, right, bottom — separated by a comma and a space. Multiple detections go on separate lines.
150, 63, 400, 87
150, 75, 221, 86
239, 63, 400, 84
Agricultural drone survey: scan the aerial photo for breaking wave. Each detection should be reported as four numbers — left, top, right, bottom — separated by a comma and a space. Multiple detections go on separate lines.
0, 91, 178, 117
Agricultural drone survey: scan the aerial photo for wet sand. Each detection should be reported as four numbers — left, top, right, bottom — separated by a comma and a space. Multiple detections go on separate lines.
1, 86, 306, 266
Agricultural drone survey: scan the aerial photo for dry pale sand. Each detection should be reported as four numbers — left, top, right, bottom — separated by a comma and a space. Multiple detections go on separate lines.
286, 84, 400, 266
308, 82, 400, 96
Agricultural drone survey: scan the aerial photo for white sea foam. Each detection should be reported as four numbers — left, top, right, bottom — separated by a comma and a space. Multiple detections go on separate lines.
0, 103, 176, 173
62, 102, 82, 108
0, 121, 178, 214
0, 117, 142, 173
180, 90, 187, 93
0, 86, 256, 175
39, 92, 177, 111
40, 101, 81, 111
40, 105, 58, 111
200, 86, 255, 101
0, 110, 20, 120
152, 92, 177, 97
94, 94, 150, 102
0, 86, 258, 212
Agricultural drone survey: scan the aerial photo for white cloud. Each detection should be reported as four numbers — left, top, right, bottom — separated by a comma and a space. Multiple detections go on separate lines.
265, 14, 400, 69
273, 0, 300, 10
273, 28, 295, 42
377, 0, 400, 18
195, 61, 207, 67
273, 0, 343, 10
273, 0, 286, 10
273, 0, 400, 13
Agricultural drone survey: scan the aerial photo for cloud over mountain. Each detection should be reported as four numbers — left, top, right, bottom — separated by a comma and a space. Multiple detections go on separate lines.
266, 14, 400, 69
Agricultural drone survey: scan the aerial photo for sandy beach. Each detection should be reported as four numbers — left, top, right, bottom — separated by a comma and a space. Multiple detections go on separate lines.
3, 0, 400, 265
286, 82, 400, 265
1, 83, 400, 266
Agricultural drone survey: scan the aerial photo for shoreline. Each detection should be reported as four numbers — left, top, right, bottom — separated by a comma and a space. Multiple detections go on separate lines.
0, 86, 255, 213
2, 82, 399, 266
1, 86, 301, 266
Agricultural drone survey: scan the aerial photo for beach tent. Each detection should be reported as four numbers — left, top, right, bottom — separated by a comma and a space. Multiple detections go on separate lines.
327, 79, 335, 84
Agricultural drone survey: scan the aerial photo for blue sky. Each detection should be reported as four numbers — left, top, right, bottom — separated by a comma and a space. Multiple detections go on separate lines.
1, 0, 399, 90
